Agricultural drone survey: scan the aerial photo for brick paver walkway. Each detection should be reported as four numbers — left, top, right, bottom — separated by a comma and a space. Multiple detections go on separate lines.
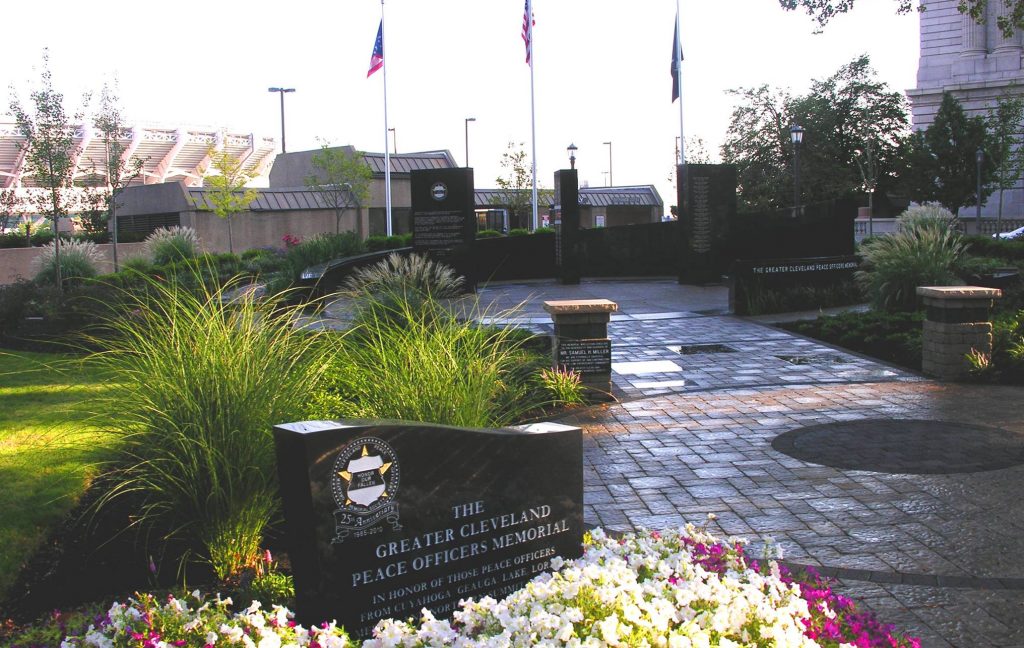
472, 279, 1024, 648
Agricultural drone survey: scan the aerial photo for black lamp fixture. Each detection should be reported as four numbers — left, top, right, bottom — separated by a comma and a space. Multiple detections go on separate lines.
790, 124, 805, 214
464, 117, 476, 167
267, 87, 295, 153
567, 143, 578, 170
977, 148, 985, 221
603, 141, 613, 186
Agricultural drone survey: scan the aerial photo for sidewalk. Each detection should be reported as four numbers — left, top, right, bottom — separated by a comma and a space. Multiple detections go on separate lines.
475, 278, 1024, 648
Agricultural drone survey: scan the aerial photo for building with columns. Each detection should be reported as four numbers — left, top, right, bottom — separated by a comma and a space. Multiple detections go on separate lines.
908, 0, 1024, 220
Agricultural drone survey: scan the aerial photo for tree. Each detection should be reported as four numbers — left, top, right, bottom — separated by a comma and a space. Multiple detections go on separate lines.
91, 82, 145, 271
0, 189, 25, 242
202, 149, 259, 255
721, 85, 793, 212
779, 1, 1022, 36
493, 142, 542, 230
721, 56, 909, 212
902, 93, 995, 213
986, 93, 1024, 228
9, 50, 87, 288
304, 144, 372, 238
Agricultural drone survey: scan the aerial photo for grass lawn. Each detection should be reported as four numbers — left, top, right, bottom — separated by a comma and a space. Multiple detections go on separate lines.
0, 350, 114, 600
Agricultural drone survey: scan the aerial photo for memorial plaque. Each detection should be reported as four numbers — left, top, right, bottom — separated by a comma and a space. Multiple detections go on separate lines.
556, 338, 611, 375
411, 168, 477, 289
411, 168, 475, 252
273, 420, 583, 639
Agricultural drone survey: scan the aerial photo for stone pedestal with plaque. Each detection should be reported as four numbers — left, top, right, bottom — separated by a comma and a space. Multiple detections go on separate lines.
543, 299, 617, 401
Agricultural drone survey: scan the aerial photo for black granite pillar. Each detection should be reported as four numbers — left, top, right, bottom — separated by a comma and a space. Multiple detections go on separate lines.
554, 169, 580, 285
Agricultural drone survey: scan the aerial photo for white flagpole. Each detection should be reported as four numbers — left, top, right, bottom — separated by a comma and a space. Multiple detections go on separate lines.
381, 0, 393, 236
529, 0, 539, 231
675, 0, 685, 166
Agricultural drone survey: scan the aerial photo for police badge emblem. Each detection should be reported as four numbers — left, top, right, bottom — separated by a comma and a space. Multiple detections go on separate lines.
330, 437, 401, 544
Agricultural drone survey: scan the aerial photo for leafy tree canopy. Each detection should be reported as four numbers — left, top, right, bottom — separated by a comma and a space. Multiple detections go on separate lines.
721, 55, 909, 212
901, 92, 995, 213
779, 0, 1024, 36
304, 144, 373, 236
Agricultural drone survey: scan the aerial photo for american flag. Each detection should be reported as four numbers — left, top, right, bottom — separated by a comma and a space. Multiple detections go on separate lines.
522, 0, 534, 65
367, 21, 384, 78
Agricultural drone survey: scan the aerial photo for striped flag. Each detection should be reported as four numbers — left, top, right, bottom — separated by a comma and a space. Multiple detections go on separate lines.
522, 0, 534, 65
367, 21, 384, 78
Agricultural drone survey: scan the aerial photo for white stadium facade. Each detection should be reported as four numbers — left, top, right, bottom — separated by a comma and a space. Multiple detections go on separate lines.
0, 121, 276, 223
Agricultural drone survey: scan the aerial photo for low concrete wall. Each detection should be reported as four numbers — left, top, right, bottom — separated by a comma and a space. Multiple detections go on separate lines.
181, 208, 366, 254
0, 242, 147, 285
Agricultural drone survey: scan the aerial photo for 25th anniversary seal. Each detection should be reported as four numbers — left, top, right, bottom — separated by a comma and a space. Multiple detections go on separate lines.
330, 437, 402, 544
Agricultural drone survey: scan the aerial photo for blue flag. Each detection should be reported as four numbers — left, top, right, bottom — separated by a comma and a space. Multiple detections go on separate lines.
671, 16, 683, 102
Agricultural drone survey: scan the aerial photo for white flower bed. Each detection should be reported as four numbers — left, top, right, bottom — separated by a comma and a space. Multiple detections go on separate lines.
59, 525, 919, 648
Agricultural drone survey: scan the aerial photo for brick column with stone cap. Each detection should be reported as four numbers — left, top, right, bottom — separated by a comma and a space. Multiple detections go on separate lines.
917, 286, 1002, 380
543, 299, 618, 401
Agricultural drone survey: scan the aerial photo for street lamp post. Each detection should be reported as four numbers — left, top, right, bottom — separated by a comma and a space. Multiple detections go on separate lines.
567, 143, 577, 170
977, 148, 984, 223
790, 124, 805, 216
267, 87, 295, 153
465, 117, 476, 167
388, 128, 396, 154
603, 141, 613, 186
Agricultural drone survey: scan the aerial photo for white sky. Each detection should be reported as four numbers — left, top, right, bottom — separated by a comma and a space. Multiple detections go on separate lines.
2, 0, 919, 212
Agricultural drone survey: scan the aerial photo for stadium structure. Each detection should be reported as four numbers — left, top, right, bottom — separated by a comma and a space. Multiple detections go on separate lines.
0, 121, 276, 226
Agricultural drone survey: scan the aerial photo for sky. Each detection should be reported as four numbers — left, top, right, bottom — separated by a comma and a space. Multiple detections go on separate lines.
1, 0, 920, 213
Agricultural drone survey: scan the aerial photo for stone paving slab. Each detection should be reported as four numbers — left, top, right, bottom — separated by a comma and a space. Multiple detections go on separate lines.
324, 278, 1024, 645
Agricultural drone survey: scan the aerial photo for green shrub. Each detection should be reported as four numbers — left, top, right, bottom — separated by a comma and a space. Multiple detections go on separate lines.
781, 310, 923, 370
476, 229, 502, 239
856, 219, 965, 312
88, 269, 337, 580
121, 256, 153, 273
508, 228, 530, 237
533, 226, 555, 235
0, 231, 29, 248
280, 233, 364, 278
365, 234, 410, 252
144, 226, 200, 265
964, 234, 1024, 261
33, 238, 101, 287
243, 249, 288, 276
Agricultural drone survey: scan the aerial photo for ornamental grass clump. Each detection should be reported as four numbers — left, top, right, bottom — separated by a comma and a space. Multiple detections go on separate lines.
314, 293, 550, 428
87, 268, 337, 580
344, 253, 464, 326
857, 208, 965, 312
33, 238, 101, 286
144, 225, 200, 266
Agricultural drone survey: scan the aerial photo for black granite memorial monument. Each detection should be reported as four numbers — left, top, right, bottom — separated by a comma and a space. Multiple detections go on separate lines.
411, 168, 477, 289
678, 163, 736, 285
273, 420, 583, 638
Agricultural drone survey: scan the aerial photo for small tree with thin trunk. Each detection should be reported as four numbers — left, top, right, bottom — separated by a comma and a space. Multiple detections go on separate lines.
493, 142, 537, 230
304, 144, 372, 237
91, 82, 145, 271
986, 93, 1024, 231
9, 49, 87, 289
201, 148, 259, 255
